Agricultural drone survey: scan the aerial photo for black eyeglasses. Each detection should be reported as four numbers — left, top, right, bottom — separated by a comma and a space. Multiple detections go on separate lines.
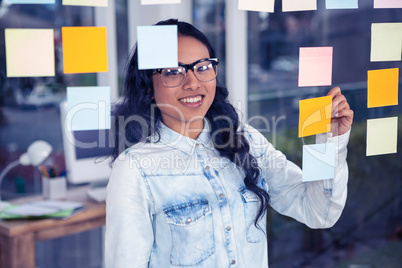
153, 58, 219, 88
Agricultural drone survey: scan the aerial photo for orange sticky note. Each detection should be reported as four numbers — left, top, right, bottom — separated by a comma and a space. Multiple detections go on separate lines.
62, 27, 108, 74
367, 68, 399, 108
299, 96, 332, 138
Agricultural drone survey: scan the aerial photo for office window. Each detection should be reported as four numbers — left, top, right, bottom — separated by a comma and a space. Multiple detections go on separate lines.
193, 0, 226, 85
247, 2, 402, 268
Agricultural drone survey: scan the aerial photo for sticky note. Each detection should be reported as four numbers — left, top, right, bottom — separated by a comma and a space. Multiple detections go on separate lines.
366, 117, 398, 156
5, 29, 55, 77
141, 0, 180, 4
283, 0, 317, 12
62, 0, 108, 7
371, 23, 402, 62
299, 96, 332, 138
368, 68, 399, 108
66, 86, 111, 131
62, 27, 108, 74
302, 143, 335, 182
374, 0, 402, 8
238, 0, 275, 12
137, 25, 178, 70
298, 47, 333, 87
326, 0, 358, 9
5, 0, 55, 3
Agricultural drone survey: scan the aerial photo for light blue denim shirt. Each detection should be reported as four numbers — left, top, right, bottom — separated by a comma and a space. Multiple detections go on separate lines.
105, 120, 350, 268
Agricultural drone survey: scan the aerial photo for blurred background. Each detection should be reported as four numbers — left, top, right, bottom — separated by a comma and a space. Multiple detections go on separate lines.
0, 0, 401, 267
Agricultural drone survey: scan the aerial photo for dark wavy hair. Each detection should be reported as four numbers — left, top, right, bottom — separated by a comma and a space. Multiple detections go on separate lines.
110, 19, 269, 226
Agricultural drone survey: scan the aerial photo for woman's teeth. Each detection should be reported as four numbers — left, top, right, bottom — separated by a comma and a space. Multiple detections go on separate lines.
180, 96, 202, 103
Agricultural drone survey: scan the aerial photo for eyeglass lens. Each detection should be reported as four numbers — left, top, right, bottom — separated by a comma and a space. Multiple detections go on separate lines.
160, 60, 218, 87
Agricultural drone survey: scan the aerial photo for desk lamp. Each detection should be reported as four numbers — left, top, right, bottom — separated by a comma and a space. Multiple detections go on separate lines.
0, 140, 52, 209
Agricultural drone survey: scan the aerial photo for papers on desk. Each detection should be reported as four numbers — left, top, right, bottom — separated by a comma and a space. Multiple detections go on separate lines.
0, 200, 85, 220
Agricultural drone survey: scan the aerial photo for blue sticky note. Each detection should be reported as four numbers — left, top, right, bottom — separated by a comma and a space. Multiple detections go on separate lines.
137, 25, 178, 70
326, 0, 358, 9
66, 86, 111, 131
302, 143, 335, 182
5, 0, 55, 3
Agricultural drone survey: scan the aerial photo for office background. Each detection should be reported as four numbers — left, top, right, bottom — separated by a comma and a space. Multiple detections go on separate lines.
0, 0, 401, 267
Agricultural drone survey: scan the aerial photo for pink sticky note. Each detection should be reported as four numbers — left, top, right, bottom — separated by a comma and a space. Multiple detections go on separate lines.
298, 47, 333, 87
374, 0, 402, 8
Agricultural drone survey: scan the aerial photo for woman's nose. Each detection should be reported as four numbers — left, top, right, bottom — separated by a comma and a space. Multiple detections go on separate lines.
182, 69, 200, 90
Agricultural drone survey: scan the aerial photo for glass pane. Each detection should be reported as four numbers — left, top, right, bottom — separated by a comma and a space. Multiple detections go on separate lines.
193, 0, 226, 85
248, 2, 402, 268
0, 3, 96, 200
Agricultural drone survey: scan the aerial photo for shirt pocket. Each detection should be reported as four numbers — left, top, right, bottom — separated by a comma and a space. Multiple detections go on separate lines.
163, 200, 215, 266
240, 188, 265, 243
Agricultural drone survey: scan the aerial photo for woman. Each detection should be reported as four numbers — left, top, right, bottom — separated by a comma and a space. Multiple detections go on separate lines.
105, 19, 353, 268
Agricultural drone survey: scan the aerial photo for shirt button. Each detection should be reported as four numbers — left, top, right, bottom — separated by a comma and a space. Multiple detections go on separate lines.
226, 226, 231, 231
205, 166, 210, 170
219, 193, 224, 198
187, 217, 192, 223
231, 260, 236, 265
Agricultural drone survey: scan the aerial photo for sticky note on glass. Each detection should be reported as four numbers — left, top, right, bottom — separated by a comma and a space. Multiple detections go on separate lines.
367, 117, 398, 156
5, 29, 55, 77
62, 0, 108, 7
283, 0, 317, 12
374, 0, 402, 8
141, 0, 180, 4
298, 47, 333, 87
368, 68, 399, 108
299, 96, 332, 138
62, 27, 108, 74
302, 143, 335, 182
4, 0, 55, 3
66, 86, 111, 131
238, 0, 275, 12
371, 23, 402, 62
326, 0, 358, 9
137, 25, 178, 70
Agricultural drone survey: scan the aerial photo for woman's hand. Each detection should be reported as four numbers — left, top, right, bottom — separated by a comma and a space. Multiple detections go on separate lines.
327, 87, 354, 137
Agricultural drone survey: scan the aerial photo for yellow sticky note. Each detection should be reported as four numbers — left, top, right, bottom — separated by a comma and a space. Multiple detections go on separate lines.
5, 29, 55, 77
62, 0, 108, 6
283, 0, 317, 12
238, 0, 275, 12
62, 27, 108, 74
299, 96, 332, 138
367, 117, 398, 156
371, 23, 402, 62
368, 68, 399, 108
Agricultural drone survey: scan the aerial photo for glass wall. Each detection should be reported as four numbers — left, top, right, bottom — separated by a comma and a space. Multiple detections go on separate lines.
247, 2, 402, 267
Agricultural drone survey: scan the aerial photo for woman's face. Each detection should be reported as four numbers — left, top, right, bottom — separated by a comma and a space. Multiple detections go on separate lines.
152, 35, 216, 133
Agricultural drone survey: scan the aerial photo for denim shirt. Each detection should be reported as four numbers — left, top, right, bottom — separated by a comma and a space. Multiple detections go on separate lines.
105, 120, 350, 268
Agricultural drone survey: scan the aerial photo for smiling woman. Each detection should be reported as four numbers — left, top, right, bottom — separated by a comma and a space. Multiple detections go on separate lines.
105, 18, 353, 268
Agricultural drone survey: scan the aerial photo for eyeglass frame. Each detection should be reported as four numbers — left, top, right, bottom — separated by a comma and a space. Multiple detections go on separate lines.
152, 58, 219, 88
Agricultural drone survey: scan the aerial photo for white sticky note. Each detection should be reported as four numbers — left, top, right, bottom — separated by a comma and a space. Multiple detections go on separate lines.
326, 0, 358, 9
238, 0, 275, 12
62, 0, 108, 7
302, 143, 335, 182
5, 29, 55, 77
371, 23, 402, 62
66, 86, 111, 131
141, 0, 180, 4
366, 117, 398, 156
283, 0, 317, 12
374, 0, 402, 8
5, 0, 55, 3
137, 25, 178, 70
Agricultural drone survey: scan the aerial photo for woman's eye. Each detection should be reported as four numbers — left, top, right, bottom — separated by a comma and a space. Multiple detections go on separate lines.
197, 64, 210, 72
166, 69, 182, 76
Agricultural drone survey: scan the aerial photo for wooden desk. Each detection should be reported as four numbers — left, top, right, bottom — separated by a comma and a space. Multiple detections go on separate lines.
0, 187, 106, 268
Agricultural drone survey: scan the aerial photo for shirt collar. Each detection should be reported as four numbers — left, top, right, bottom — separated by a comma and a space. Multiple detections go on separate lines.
156, 118, 215, 155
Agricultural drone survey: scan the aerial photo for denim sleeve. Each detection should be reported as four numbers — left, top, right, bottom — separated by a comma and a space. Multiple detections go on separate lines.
244, 124, 350, 229
105, 153, 154, 268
